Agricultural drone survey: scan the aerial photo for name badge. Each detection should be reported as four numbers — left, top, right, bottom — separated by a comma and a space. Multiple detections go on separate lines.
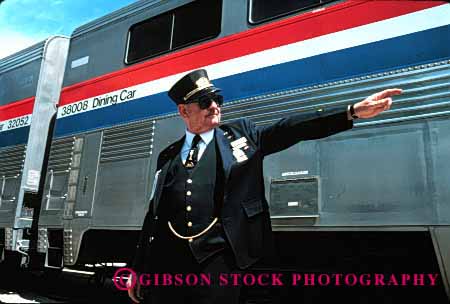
231, 137, 249, 163
231, 137, 247, 148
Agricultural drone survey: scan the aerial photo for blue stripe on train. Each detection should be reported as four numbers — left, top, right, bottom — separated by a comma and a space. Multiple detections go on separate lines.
55, 24, 450, 138
0, 127, 30, 148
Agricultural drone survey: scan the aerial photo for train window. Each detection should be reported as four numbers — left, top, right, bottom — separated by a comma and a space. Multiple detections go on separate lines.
126, 0, 222, 64
127, 14, 172, 63
249, 0, 334, 24
172, 0, 221, 49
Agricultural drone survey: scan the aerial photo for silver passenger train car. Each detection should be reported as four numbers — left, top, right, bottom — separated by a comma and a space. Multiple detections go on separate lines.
1, 0, 449, 301
0, 37, 69, 268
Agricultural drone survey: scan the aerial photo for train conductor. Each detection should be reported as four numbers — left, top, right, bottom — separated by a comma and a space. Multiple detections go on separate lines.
128, 69, 402, 303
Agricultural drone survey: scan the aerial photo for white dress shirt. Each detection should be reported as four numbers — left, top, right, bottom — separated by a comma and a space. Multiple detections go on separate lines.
181, 129, 215, 164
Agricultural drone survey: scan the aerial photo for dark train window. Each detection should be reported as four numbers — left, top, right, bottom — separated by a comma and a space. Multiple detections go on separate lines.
249, 0, 334, 24
126, 0, 222, 64
127, 14, 172, 63
172, 0, 222, 49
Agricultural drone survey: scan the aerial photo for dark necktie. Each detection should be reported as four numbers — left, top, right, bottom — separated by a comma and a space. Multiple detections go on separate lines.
185, 134, 202, 168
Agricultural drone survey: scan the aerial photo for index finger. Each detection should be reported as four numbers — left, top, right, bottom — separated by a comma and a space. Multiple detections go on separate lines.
375, 88, 403, 99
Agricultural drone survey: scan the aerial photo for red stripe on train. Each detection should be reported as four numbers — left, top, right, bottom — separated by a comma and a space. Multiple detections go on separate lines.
0, 97, 34, 121
56, 0, 443, 105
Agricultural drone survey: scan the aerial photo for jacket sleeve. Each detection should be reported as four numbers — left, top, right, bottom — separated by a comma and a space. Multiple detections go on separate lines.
250, 105, 353, 157
131, 199, 154, 273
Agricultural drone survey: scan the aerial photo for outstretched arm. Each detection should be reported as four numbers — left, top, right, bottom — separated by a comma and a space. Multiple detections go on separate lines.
253, 88, 403, 156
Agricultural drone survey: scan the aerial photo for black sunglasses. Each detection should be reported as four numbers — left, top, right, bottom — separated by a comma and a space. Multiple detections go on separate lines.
195, 94, 223, 109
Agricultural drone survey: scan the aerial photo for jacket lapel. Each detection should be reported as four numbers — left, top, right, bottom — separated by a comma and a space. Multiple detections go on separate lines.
215, 128, 234, 186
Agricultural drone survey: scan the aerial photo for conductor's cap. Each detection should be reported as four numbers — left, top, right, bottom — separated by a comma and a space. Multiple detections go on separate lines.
168, 69, 221, 105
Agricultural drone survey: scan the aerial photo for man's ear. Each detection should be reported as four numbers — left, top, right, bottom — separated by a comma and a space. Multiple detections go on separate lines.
178, 104, 188, 118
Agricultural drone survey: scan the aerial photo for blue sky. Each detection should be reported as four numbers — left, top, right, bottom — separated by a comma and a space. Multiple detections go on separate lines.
0, 0, 137, 59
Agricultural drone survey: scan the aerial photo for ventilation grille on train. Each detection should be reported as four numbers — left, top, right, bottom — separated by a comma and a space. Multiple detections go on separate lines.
221, 60, 450, 127
47, 137, 75, 172
0, 40, 45, 74
0, 145, 26, 177
100, 120, 154, 163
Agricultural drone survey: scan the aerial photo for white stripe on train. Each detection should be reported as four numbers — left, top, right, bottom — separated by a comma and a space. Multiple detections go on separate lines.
0, 114, 32, 133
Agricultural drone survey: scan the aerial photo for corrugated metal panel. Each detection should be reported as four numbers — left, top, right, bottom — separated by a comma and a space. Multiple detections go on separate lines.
221, 59, 450, 127
100, 120, 154, 163
47, 137, 75, 172
0, 145, 26, 177
0, 40, 45, 74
